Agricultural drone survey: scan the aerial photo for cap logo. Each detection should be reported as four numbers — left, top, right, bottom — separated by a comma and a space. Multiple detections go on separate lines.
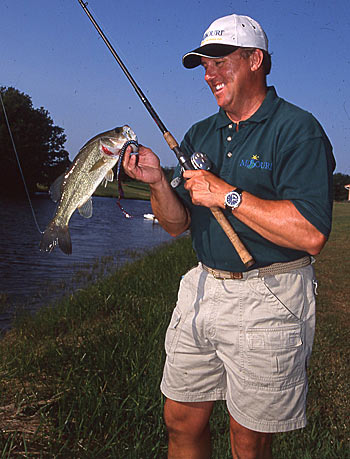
203, 29, 224, 40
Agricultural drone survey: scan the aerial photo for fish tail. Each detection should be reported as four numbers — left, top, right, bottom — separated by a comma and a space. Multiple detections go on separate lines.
40, 222, 72, 255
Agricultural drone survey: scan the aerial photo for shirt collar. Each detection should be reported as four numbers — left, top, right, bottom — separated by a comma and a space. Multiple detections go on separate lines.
216, 86, 280, 129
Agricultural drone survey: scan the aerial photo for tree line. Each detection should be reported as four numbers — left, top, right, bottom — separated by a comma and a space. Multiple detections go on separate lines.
0, 86, 349, 200
0, 86, 70, 195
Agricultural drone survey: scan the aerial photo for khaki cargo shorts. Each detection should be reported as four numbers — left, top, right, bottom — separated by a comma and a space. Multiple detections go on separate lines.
160, 262, 317, 433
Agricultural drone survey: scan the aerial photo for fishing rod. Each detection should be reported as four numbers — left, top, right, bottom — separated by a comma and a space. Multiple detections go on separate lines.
77, 0, 254, 268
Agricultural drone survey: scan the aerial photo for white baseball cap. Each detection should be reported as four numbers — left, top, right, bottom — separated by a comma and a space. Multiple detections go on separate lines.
183, 14, 268, 69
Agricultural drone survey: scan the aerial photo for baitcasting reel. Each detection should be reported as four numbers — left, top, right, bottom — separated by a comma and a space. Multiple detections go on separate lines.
171, 152, 212, 188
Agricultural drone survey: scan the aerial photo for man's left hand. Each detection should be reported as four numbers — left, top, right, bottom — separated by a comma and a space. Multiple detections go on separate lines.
183, 170, 232, 208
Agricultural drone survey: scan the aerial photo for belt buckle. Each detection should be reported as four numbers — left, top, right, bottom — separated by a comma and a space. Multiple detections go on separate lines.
230, 272, 243, 280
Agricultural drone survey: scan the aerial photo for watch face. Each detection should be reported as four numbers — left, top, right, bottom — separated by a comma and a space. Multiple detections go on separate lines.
225, 191, 241, 208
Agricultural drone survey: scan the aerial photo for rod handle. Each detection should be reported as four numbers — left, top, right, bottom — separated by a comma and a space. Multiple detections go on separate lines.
210, 206, 255, 268
163, 131, 179, 150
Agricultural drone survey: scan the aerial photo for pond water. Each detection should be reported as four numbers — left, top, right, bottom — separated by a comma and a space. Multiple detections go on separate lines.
0, 194, 176, 333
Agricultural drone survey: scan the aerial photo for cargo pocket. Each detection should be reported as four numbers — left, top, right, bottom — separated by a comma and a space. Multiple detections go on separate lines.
164, 307, 182, 363
261, 273, 306, 323
245, 324, 305, 389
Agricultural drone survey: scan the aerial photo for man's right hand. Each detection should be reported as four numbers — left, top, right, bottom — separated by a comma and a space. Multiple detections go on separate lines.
123, 143, 191, 237
123, 144, 163, 185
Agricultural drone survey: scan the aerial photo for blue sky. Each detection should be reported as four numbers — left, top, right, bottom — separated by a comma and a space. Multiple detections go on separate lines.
2, 0, 349, 173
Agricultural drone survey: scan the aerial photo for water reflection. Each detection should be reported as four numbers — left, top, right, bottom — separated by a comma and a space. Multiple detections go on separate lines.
0, 194, 175, 332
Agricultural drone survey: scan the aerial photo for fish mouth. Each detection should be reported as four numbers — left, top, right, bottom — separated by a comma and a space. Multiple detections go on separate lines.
102, 126, 138, 157
121, 125, 137, 142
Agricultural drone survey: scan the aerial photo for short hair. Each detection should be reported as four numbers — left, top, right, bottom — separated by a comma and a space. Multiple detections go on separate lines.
239, 48, 272, 76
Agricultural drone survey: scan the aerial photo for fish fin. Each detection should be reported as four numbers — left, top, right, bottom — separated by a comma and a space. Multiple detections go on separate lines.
89, 158, 106, 172
49, 174, 65, 202
105, 169, 114, 182
40, 222, 72, 255
78, 197, 93, 218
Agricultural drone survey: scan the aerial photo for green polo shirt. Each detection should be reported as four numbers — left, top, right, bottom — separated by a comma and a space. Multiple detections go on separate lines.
173, 86, 335, 271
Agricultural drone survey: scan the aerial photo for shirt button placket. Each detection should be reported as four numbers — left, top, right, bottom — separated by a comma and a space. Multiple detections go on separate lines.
227, 126, 233, 158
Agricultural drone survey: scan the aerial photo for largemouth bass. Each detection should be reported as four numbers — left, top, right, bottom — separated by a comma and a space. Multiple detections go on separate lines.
40, 125, 138, 254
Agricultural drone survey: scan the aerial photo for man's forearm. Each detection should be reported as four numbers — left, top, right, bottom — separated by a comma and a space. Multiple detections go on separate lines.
150, 174, 191, 237
233, 192, 326, 255
182, 169, 326, 255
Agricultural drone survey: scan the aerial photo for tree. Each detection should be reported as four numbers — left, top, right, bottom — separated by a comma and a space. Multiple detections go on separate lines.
333, 172, 350, 201
0, 86, 70, 195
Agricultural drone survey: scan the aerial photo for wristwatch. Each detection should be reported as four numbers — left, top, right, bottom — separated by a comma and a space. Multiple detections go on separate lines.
224, 188, 243, 210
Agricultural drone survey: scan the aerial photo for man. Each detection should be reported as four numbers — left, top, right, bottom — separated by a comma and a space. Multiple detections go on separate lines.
123, 14, 335, 459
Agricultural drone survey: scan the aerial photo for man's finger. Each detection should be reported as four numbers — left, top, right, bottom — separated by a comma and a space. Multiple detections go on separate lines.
123, 147, 137, 169
183, 170, 201, 179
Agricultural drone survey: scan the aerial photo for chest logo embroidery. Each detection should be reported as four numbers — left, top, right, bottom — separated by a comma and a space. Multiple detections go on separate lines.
240, 155, 272, 171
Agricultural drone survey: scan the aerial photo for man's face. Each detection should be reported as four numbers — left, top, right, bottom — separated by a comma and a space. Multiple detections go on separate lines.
201, 51, 253, 116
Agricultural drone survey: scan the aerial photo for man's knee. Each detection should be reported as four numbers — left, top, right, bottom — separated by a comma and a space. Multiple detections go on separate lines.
164, 399, 214, 440
230, 415, 273, 459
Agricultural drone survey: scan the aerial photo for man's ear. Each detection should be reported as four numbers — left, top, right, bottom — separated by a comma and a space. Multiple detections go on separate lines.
250, 49, 264, 72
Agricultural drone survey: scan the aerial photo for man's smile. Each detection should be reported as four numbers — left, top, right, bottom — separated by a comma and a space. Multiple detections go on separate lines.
215, 83, 225, 91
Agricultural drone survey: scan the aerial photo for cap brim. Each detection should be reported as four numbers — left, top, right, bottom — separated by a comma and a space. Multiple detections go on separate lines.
182, 44, 239, 69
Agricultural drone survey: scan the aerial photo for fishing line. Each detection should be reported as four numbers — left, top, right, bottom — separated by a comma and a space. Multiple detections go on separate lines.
115, 139, 138, 218
0, 91, 44, 235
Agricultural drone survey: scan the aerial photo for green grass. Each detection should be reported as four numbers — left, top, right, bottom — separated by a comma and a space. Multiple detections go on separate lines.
38, 179, 151, 201
94, 180, 151, 200
0, 203, 349, 458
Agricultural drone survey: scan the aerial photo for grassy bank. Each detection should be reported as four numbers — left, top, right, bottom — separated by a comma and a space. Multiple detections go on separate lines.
37, 180, 151, 200
0, 203, 349, 457
94, 180, 150, 200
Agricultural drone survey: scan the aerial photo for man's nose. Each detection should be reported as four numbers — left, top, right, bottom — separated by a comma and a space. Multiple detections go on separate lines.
204, 65, 216, 82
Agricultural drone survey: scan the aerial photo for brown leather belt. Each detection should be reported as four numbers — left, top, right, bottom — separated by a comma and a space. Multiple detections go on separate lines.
202, 256, 311, 280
